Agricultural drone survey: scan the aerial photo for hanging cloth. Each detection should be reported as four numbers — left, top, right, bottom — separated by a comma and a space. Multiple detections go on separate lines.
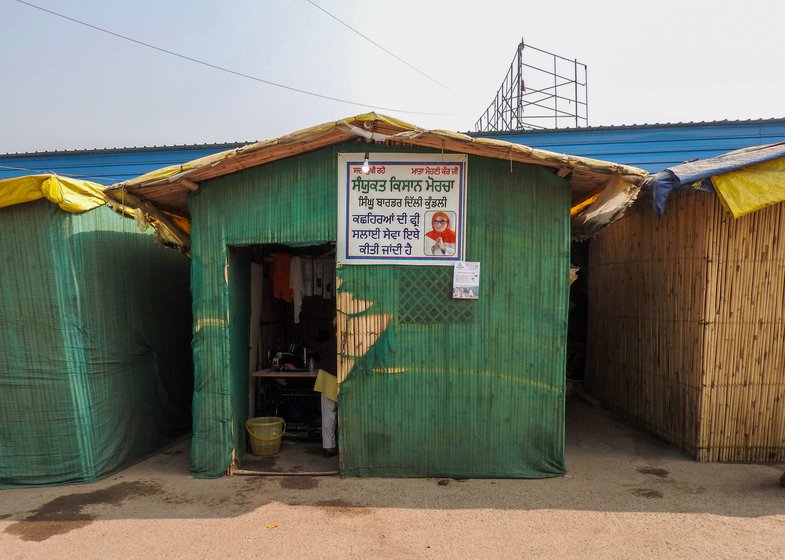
302, 257, 314, 297
290, 256, 305, 323
271, 253, 293, 302
313, 369, 338, 402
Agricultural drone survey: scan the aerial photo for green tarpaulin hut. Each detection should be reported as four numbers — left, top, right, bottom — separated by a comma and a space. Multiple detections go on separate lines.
0, 175, 193, 487
107, 114, 646, 479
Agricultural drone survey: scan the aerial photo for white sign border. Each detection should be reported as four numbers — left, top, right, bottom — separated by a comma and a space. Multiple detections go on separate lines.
337, 152, 468, 266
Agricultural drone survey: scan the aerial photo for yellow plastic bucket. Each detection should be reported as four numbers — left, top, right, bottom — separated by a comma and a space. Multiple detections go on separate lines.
246, 416, 286, 456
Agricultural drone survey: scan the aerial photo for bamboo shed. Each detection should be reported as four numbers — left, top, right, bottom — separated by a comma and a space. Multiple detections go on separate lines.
0, 175, 193, 487
586, 144, 785, 462
107, 113, 647, 479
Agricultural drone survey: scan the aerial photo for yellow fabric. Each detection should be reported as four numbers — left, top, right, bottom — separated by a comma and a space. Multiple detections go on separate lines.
115, 149, 235, 188
313, 369, 338, 401
111, 112, 647, 205
350, 112, 418, 131
712, 157, 785, 218
0, 174, 106, 213
162, 211, 192, 235
570, 193, 601, 217
113, 113, 413, 189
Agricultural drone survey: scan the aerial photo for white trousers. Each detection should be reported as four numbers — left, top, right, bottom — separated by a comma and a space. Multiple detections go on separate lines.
321, 394, 337, 449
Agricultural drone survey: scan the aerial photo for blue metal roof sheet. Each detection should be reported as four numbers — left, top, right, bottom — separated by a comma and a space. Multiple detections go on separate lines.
0, 144, 245, 184
475, 120, 785, 172
4, 119, 785, 184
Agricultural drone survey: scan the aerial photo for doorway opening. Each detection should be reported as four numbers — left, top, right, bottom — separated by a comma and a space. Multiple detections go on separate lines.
231, 242, 338, 475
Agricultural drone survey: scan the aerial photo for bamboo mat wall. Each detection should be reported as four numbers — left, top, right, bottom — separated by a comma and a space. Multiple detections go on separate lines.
700, 196, 785, 461
587, 192, 712, 458
587, 191, 785, 462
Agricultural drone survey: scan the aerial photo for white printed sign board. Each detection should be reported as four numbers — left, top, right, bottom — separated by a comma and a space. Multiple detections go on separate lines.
337, 153, 467, 265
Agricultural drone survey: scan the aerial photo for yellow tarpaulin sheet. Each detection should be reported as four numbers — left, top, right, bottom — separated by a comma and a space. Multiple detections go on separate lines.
712, 157, 785, 218
0, 174, 106, 213
113, 113, 420, 189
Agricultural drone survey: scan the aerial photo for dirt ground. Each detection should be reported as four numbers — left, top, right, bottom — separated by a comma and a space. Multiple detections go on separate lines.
1, 394, 784, 560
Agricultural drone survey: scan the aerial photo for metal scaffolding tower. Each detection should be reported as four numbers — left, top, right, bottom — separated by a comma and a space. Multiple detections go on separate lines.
475, 40, 588, 132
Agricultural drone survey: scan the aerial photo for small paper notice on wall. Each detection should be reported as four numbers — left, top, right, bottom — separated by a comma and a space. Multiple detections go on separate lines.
453, 261, 480, 300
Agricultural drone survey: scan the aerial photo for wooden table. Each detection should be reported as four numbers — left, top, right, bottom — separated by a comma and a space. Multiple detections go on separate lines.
252, 369, 316, 379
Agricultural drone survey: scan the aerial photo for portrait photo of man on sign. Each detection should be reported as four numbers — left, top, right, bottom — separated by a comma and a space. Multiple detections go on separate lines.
424, 211, 457, 256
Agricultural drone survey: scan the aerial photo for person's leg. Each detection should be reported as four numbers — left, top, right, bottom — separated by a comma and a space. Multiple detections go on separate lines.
321, 394, 337, 455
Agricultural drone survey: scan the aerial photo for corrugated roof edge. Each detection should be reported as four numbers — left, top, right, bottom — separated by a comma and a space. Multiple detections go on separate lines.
5, 117, 785, 158
101, 112, 649, 252
468, 117, 785, 137
0, 142, 251, 158
107, 112, 648, 193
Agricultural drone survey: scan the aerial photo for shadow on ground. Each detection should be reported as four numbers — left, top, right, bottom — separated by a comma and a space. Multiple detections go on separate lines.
2, 396, 784, 542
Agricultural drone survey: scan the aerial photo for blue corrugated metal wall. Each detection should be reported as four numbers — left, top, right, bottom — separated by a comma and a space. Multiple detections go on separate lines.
0, 144, 243, 184
475, 120, 785, 172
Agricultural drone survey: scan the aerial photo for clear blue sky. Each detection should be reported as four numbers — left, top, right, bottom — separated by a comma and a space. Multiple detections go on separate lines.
2, 0, 784, 152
